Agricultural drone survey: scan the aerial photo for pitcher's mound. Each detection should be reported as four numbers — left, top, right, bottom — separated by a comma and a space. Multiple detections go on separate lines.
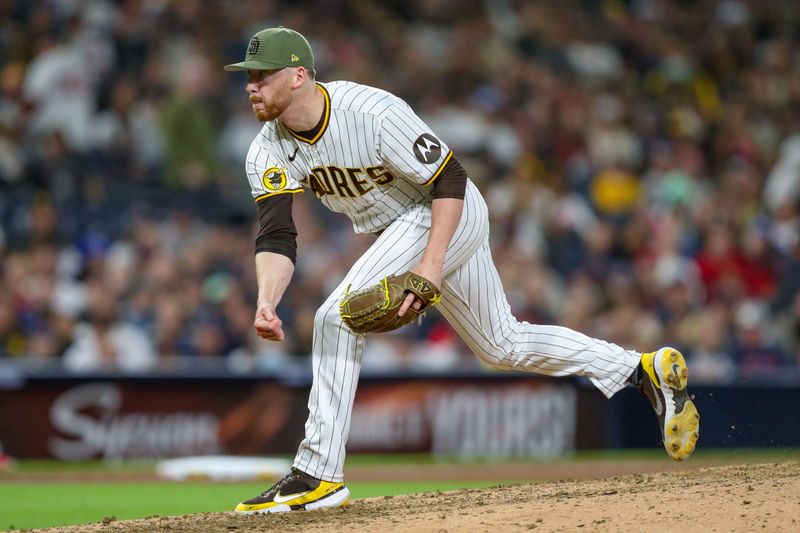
40, 461, 800, 532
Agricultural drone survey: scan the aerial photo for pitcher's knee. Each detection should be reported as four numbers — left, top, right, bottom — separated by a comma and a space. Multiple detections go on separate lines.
314, 302, 344, 332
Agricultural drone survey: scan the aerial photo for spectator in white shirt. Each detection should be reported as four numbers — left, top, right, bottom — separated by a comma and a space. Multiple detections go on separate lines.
63, 282, 155, 373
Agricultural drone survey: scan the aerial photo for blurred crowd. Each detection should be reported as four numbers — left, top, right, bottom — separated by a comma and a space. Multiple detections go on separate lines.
1, 0, 799, 383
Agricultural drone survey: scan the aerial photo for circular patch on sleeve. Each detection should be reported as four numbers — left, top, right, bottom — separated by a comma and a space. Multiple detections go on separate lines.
261, 167, 288, 191
412, 133, 442, 164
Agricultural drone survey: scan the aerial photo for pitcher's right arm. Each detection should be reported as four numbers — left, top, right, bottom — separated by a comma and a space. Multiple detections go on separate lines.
253, 192, 299, 341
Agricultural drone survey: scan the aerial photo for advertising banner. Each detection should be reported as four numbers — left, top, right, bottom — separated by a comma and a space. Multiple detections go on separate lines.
348, 381, 577, 457
0, 379, 307, 459
0, 376, 610, 459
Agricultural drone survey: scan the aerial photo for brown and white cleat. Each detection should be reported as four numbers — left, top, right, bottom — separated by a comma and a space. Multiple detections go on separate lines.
638, 347, 700, 461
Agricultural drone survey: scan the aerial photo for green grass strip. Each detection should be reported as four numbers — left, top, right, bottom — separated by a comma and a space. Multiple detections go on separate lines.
0, 479, 509, 530
12, 447, 800, 474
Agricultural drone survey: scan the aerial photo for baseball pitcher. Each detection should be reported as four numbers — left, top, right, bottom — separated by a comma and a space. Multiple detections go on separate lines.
224, 27, 700, 514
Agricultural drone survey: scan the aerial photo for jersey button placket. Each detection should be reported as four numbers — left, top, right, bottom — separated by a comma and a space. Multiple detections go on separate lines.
309, 143, 321, 166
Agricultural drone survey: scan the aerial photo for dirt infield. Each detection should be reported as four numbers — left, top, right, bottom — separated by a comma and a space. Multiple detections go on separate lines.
33, 461, 799, 532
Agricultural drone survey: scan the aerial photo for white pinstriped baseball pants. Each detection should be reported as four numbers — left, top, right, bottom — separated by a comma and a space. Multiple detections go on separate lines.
293, 180, 642, 482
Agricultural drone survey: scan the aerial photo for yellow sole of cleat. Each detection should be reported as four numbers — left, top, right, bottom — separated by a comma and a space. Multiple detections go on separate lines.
665, 400, 700, 461
660, 348, 689, 390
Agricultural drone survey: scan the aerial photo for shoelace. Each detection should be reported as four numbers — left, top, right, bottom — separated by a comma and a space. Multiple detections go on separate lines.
259, 470, 301, 498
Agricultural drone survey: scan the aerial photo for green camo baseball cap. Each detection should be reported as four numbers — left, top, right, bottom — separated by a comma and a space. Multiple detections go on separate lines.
224, 27, 314, 72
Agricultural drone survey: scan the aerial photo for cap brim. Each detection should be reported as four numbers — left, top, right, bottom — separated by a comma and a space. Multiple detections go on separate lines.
223, 60, 287, 72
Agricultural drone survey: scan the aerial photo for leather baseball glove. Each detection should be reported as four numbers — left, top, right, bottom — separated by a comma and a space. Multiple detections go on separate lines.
339, 272, 442, 334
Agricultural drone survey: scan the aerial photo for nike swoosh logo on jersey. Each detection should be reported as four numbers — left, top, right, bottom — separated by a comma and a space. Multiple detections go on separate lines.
273, 491, 307, 504
288, 147, 299, 162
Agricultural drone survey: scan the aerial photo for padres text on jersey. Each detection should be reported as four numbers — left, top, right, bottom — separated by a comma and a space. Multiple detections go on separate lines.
245, 81, 453, 234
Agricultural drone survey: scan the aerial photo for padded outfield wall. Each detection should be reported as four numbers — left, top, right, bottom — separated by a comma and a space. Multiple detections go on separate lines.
0, 370, 797, 460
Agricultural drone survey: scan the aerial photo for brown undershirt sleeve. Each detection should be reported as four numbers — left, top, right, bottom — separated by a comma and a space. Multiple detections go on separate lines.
432, 155, 467, 200
255, 194, 298, 264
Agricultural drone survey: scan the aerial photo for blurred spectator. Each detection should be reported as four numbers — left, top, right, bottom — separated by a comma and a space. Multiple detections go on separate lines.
730, 299, 793, 380
63, 281, 155, 372
694, 222, 747, 303
764, 133, 800, 213
0, 296, 26, 358
161, 53, 219, 189
679, 304, 737, 384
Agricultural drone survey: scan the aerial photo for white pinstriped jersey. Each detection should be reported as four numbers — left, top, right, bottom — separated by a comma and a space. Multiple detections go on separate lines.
239, 80, 648, 484
244, 81, 453, 234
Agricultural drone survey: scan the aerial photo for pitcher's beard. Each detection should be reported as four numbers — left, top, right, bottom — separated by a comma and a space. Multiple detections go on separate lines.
253, 106, 278, 121
251, 86, 291, 122
252, 103, 282, 122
